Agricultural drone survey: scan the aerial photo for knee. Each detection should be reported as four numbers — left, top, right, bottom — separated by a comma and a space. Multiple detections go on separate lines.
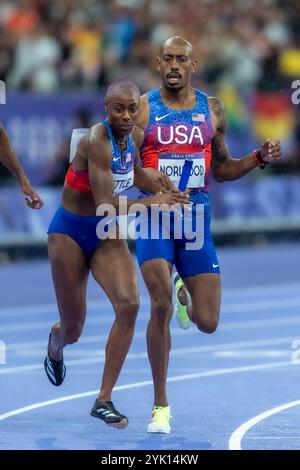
62, 324, 83, 344
115, 297, 139, 327
196, 317, 218, 334
151, 295, 173, 325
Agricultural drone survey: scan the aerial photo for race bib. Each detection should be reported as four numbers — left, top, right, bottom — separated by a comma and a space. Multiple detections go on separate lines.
158, 153, 205, 188
113, 169, 134, 194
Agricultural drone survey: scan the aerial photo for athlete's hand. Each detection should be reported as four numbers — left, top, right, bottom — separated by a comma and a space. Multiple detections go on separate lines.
143, 168, 174, 192
21, 181, 44, 209
259, 139, 281, 164
149, 188, 190, 207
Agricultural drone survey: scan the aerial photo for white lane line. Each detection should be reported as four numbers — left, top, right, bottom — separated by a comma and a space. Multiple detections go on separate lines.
221, 283, 300, 298
1, 282, 300, 318
3, 297, 300, 333
221, 298, 300, 314
229, 399, 300, 450
221, 315, 300, 331
0, 296, 148, 319
0, 336, 296, 374
215, 350, 290, 358
0, 360, 292, 422
5, 312, 300, 351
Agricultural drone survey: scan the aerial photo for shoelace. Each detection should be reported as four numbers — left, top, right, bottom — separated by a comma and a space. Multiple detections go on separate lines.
152, 406, 172, 418
105, 401, 119, 415
97, 401, 118, 416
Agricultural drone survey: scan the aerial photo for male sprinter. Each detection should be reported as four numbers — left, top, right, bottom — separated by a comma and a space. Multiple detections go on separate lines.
0, 123, 43, 209
45, 79, 188, 429
136, 36, 281, 433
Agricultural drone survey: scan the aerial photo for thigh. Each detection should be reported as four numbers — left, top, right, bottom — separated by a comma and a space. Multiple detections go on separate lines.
48, 233, 89, 327
135, 235, 175, 269
141, 258, 173, 304
175, 234, 220, 279
89, 238, 139, 308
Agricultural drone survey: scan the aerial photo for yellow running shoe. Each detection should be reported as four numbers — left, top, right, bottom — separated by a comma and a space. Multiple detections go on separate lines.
173, 272, 190, 329
147, 405, 171, 433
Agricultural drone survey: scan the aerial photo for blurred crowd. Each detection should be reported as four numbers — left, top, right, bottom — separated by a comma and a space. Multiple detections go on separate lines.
0, 0, 299, 93
0, 0, 299, 176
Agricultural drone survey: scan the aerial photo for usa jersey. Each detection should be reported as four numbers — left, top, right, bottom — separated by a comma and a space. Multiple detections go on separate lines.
103, 120, 135, 194
141, 88, 214, 191
67, 121, 135, 196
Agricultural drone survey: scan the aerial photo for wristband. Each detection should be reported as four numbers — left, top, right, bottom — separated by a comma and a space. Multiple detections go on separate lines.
253, 149, 268, 169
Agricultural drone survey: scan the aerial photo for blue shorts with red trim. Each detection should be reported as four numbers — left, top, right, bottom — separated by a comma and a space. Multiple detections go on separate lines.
48, 206, 106, 258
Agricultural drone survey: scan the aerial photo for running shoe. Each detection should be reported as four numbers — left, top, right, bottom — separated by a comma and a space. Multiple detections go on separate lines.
147, 405, 171, 433
44, 334, 66, 386
173, 272, 190, 329
90, 400, 128, 429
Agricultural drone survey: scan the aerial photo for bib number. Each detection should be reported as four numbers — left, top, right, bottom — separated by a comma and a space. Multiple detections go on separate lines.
158, 153, 205, 188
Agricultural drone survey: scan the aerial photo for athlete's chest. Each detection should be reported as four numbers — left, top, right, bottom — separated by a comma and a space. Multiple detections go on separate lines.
145, 105, 212, 149
110, 147, 135, 194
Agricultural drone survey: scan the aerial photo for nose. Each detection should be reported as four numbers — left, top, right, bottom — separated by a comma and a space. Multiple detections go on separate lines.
170, 58, 179, 70
123, 110, 130, 121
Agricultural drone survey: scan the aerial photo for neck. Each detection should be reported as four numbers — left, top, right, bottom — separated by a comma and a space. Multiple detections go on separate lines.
161, 85, 195, 108
111, 128, 127, 144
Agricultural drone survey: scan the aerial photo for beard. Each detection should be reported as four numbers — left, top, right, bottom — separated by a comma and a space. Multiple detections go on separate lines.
164, 82, 184, 92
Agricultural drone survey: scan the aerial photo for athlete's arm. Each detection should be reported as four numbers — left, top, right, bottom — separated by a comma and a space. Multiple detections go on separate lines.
87, 126, 189, 213
209, 98, 281, 182
0, 123, 44, 209
132, 126, 173, 193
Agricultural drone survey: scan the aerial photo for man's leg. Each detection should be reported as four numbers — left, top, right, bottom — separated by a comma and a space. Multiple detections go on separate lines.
174, 212, 221, 330
89, 238, 139, 427
182, 273, 221, 333
142, 259, 173, 406
140, 258, 173, 433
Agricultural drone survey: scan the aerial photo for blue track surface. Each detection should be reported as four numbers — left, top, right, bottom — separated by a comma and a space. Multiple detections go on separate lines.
1, 242, 300, 450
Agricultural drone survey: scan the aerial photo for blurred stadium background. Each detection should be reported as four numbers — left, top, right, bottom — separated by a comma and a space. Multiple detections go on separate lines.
0, 0, 300, 260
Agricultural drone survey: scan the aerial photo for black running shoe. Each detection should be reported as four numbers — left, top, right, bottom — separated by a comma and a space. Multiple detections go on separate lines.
44, 334, 66, 386
90, 400, 128, 428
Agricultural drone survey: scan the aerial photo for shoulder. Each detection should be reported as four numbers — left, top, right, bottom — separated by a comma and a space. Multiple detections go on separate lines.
131, 125, 144, 147
0, 122, 6, 136
85, 123, 110, 151
140, 93, 149, 106
88, 123, 108, 142
136, 93, 150, 130
82, 124, 111, 166
208, 96, 226, 134
208, 96, 225, 116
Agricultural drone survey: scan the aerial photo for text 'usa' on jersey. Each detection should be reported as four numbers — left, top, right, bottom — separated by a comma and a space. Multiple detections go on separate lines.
141, 88, 214, 191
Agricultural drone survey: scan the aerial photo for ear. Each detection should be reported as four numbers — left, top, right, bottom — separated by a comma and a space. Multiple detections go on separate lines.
191, 59, 198, 74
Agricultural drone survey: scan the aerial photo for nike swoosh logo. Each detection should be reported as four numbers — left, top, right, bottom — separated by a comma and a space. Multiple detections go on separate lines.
155, 113, 171, 122
213, 263, 219, 268
113, 157, 119, 162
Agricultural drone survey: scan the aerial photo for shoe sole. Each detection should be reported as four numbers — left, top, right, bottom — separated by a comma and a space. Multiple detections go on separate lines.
90, 412, 128, 429
147, 426, 171, 434
108, 418, 128, 429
